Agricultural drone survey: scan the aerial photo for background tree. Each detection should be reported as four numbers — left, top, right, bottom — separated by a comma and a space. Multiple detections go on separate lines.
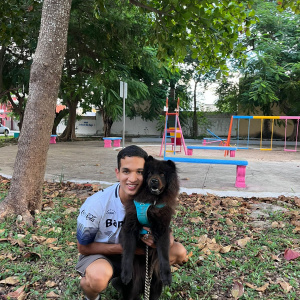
0, 0, 257, 222
216, 1, 300, 139
0, 0, 72, 224
0, 1, 41, 130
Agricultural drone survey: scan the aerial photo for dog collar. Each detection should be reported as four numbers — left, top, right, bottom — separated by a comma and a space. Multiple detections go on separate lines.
134, 200, 165, 234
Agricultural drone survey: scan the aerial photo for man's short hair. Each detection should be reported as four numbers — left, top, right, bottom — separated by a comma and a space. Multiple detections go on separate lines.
117, 145, 148, 169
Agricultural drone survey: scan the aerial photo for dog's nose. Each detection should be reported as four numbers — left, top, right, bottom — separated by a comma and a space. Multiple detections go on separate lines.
150, 178, 159, 185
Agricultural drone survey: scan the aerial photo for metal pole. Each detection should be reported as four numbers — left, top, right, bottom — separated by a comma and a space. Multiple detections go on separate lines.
122, 82, 125, 148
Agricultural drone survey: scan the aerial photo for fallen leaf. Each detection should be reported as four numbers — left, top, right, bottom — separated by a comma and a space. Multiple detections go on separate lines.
0, 238, 11, 242
7, 285, 26, 300
256, 282, 269, 292
206, 242, 222, 252
277, 280, 293, 293
45, 281, 57, 288
284, 248, 300, 261
48, 245, 62, 250
0, 276, 19, 285
23, 252, 41, 260
190, 217, 203, 224
271, 254, 280, 261
66, 241, 76, 246
245, 282, 257, 289
64, 207, 78, 214
226, 218, 234, 226
31, 235, 47, 243
231, 281, 244, 299
197, 235, 208, 244
293, 226, 300, 233
46, 291, 60, 298
184, 251, 193, 263
294, 197, 300, 207
236, 237, 251, 248
43, 238, 58, 244
170, 266, 178, 272
220, 245, 232, 253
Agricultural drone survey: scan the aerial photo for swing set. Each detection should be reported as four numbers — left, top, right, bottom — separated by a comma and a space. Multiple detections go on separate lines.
226, 116, 300, 153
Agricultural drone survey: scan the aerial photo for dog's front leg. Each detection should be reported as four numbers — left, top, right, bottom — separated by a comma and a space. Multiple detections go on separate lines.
121, 233, 137, 285
120, 212, 141, 285
155, 231, 172, 285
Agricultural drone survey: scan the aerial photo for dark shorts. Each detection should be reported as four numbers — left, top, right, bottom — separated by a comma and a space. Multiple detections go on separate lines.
76, 254, 122, 278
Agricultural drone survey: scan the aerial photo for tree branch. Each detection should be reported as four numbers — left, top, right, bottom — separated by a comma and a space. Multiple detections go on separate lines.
128, 0, 172, 17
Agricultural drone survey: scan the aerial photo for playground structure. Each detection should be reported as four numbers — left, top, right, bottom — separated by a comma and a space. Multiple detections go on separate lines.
202, 129, 227, 146
226, 116, 300, 153
159, 98, 187, 156
160, 102, 248, 188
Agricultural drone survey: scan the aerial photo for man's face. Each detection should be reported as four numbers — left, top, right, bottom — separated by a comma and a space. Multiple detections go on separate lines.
115, 156, 145, 204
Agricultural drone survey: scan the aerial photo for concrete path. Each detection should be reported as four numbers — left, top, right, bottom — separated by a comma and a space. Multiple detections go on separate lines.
1, 140, 300, 198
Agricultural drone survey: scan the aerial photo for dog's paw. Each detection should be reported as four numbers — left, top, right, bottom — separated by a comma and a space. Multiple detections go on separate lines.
121, 270, 132, 285
160, 269, 172, 286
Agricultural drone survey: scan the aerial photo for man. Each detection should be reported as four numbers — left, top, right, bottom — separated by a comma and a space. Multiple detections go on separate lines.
76, 145, 187, 300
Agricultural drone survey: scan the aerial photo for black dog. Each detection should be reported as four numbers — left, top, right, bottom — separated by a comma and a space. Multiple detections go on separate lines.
119, 156, 179, 300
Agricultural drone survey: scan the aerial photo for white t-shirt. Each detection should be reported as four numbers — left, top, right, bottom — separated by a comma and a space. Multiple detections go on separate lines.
76, 183, 126, 245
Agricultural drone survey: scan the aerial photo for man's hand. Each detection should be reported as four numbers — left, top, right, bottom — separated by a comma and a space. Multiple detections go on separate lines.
141, 227, 156, 248
141, 227, 174, 248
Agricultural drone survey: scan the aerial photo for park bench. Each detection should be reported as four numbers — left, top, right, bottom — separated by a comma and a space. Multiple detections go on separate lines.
103, 137, 122, 148
164, 156, 248, 188
187, 146, 237, 157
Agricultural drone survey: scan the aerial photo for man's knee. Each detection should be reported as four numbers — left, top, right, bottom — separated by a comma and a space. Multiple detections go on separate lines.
83, 259, 113, 293
170, 242, 187, 265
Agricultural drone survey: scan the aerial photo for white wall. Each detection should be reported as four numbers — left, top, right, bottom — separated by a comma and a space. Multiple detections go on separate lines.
57, 113, 233, 138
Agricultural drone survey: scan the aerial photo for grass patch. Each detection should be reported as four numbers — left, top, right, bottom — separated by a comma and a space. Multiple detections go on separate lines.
0, 136, 17, 148
0, 177, 299, 299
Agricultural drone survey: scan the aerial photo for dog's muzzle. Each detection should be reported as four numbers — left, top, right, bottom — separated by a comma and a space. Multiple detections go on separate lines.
149, 178, 163, 195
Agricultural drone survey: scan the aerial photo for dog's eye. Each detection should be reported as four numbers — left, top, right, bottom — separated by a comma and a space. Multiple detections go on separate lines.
160, 173, 165, 177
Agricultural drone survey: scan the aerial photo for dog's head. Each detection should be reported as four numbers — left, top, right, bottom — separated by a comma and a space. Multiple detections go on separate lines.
143, 156, 178, 196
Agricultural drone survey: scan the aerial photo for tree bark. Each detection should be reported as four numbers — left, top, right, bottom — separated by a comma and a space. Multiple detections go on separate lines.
59, 99, 78, 141
102, 110, 113, 137
7, 93, 25, 131
0, 46, 6, 94
52, 108, 69, 135
288, 119, 299, 141
0, 0, 72, 224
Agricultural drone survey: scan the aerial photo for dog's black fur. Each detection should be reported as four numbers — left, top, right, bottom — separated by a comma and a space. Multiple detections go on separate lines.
119, 156, 179, 300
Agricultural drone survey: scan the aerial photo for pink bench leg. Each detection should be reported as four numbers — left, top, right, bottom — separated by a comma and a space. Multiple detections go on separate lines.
104, 140, 112, 148
235, 165, 246, 188
202, 139, 206, 145
50, 136, 56, 144
113, 139, 121, 147
187, 149, 193, 156
230, 150, 235, 157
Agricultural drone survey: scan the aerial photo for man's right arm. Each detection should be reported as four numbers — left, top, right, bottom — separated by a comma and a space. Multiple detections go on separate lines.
77, 241, 123, 256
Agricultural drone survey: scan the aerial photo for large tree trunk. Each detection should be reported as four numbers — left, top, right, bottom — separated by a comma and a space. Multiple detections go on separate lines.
288, 119, 300, 141
0, 0, 72, 224
0, 46, 5, 93
102, 110, 113, 137
59, 99, 78, 141
7, 93, 25, 131
52, 108, 69, 135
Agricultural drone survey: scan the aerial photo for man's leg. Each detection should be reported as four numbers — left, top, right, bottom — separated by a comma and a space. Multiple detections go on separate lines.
80, 259, 113, 300
169, 241, 187, 265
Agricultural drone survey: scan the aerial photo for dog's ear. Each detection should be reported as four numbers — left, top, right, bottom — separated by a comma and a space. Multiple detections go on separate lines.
166, 160, 176, 169
147, 155, 154, 162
